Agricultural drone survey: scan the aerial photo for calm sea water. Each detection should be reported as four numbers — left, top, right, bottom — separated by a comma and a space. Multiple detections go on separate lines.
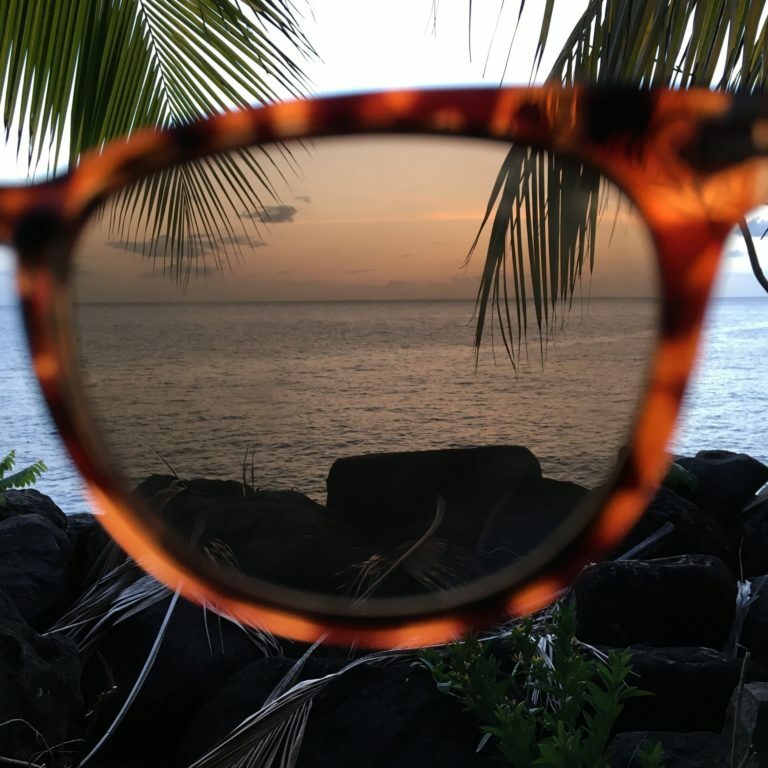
1, 297, 767, 514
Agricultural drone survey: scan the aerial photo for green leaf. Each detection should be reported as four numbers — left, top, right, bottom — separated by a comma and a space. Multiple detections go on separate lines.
469, 0, 768, 363
1, 0, 314, 276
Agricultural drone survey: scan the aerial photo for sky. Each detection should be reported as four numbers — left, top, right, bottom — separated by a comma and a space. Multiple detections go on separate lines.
1, 0, 766, 302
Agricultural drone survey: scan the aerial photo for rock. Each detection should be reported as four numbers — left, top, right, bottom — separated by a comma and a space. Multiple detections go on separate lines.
299, 662, 499, 768
573, 555, 737, 649
180, 657, 496, 768
0, 512, 73, 628
478, 478, 589, 565
0, 589, 83, 761
742, 576, 768, 667
614, 646, 765, 732
81, 594, 277, 760
724, 682, 768, 768
676, 450, 768, 523
616, 486, 731, 562
0, 488, 67, 529
229, 534, 377, 594
608, 731, 726, 767
155, 484, 352, 544
176, 655, 339, 765
732, 492, 768, 577
325, 446, 543, 546
64, 511, 102, 594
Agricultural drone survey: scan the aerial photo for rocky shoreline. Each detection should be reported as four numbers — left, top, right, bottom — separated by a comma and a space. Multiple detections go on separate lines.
1, 448, 767, 767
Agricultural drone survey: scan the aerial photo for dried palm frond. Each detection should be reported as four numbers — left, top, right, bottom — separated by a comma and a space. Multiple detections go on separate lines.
353, 497, 447, 601
401, 538, 485, 591
76, 586, 183, 768
187, 646, 398, 768
47, 559, 169, 658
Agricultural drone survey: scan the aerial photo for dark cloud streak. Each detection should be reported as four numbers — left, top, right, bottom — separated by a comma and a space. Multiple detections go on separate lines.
239, 205, 298, 223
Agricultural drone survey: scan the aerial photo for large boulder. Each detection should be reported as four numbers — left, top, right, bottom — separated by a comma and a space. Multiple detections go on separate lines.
0, 590, 82, 761
478, 478, 589, 566
176, 655, 338, 765
573, 555, 737, 649
80, 594, 276, 761
325, 446, 543, 546
0, 488, 67, 529
723, 682, 768, 768
229, 534, 378, 594
608, 732, 725, 768
64, 511, 102, 594
741, 576, 768, 667
676, 451, 768, 523
131, 476, 366, 588
179, 657, 496, 768
300, 661, 498, 768
732, 490, 768, 577
614, 646, 764, 732
141, 478, 353, 544
0, 510, 73, 628
615, 486, 731, 562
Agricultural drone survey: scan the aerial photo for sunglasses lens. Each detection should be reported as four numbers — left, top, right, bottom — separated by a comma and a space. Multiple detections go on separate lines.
71, 137, 659, 615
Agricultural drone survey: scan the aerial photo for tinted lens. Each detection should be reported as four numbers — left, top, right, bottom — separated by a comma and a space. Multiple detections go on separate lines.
71, 137, 659, 614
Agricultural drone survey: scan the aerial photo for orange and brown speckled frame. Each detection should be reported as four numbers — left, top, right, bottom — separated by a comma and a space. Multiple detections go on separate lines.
1, 85, 767, 649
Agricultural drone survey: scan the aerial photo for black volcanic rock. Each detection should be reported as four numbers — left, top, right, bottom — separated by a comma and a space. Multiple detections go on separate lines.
178, 655, 498, 768
616, 485, 731, 562
81, 594, 276, 762
572, 555, 737, 649
325, 446, 543, 546
614, 646, 764, 732
0, 589, 82, 761
608, 731, 726, 767
732, 490, 768, 577
0, 488, 67, 528
0, 510, 73, 627
676, 450, 768, 523
297, 661, 497, 768
742, 576, 768, 667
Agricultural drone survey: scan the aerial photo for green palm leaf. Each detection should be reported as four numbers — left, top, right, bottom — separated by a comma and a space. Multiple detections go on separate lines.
470, 0, 768, 363
1, 0, 313, 274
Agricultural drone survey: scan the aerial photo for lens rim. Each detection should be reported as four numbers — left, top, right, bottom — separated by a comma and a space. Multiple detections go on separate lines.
12, 86, 745, 647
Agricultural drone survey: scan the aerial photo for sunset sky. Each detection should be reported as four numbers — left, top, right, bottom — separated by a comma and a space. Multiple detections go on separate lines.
73, 136, 657, 303
1, 0, 766, 300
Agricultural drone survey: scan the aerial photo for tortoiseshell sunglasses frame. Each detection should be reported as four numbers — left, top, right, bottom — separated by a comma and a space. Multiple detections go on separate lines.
0, 85, 766, 649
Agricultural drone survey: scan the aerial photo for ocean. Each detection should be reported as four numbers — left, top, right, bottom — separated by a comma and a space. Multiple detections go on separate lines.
1, 297, 767, 515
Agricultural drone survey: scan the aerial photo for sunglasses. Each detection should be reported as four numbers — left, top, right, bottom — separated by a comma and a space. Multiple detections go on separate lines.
0, 85, 763, 649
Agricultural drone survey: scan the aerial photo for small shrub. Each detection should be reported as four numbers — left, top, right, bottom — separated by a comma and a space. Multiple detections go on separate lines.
419, 602, 663, 767
0, 449, 47, 503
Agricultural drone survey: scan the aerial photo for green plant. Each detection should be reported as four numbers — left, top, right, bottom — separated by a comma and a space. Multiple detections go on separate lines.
662, 463, 699, 497
0, 450, 47, 502
638, 740, 665, 768
420, 602, 658, 767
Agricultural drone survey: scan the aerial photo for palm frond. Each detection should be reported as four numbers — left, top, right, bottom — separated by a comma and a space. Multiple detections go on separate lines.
47, 554, 277, 658
1, 0, 313, 275
188, 649, 397, 768
470, 0, 768, 361
76, 585, 183, 768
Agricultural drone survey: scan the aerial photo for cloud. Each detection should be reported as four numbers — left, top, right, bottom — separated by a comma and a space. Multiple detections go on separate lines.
724, 221, 768, 258
345, 268, 378, 274
108, 233, 263, 256
239, 205, 298, 223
